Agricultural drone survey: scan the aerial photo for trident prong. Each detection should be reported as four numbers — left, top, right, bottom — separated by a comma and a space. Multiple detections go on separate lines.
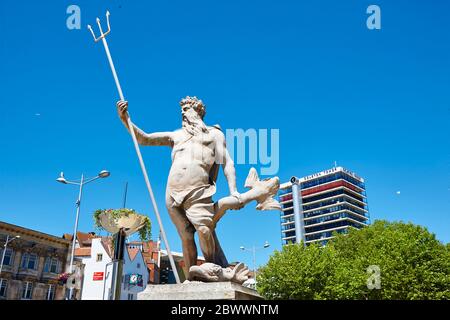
87, 11, 111, 42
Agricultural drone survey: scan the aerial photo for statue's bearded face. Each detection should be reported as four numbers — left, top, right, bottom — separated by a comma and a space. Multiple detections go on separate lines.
181, 101, 208, 136
181, 104, 199, 122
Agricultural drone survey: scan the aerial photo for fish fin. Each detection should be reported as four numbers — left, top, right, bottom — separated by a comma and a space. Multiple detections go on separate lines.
244, 167, 259, 188
256, 197, 281, 211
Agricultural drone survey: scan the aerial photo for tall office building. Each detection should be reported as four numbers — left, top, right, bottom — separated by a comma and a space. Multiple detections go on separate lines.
278, 167, 369, 246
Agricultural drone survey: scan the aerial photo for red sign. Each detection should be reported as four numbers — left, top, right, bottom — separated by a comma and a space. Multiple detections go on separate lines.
93, 272, 104, 281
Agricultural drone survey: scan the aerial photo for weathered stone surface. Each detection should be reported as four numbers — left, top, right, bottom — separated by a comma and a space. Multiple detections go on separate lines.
117, 97, 281, 277
188, 262, 249, 284
138, 282, 262, 300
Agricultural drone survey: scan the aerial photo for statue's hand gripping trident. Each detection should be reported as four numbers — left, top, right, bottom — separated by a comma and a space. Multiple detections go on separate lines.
87, 11, 181, 284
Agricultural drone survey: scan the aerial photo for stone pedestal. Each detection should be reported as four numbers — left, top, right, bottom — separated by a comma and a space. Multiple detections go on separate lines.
138, 282, 262, 300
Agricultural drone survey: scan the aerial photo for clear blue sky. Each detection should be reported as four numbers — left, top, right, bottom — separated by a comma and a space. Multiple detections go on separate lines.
0, 0, 449, 269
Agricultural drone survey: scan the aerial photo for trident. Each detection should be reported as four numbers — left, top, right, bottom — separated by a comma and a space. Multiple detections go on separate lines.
88, 11, 181, 285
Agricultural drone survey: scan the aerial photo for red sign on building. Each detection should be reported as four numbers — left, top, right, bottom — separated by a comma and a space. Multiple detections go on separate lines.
93, 272, 104, 281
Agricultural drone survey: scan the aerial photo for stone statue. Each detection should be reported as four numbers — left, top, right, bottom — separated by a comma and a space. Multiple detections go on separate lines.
117, 96, 280, 284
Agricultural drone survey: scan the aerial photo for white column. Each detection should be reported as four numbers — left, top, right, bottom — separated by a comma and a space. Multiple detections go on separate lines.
291, 178, 305, 244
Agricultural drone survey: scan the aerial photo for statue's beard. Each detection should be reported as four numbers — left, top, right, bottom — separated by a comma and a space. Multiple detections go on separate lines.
182, 110, 208, 136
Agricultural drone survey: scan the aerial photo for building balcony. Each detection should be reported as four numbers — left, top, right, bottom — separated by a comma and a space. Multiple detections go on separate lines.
279, 194, 293, 203
302, 193, 367, 209
279, 188, 293, 196
304, 209, 368, 223
302, 179, 366, 198
304, 217, 367, 231
305, 211, 367, 225
303, 204, 368, 220
41, 272, 60, 281
17, 268, 39, 278
0, 264, 14, 274
281, 226, 296, 232
302, 185, 367, 203
303, 200, 367, 215
281, 235, 296, 241
305, 236, 335, 244
305, 224, 361, 238
281, 219, 295, 226
281, 213, 294, 219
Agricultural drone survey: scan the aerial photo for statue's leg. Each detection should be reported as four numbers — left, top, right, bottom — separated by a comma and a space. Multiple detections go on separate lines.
212, 230, 228, 267
166, 198, 197, 277
185, 200, 227, 266
196, 224, 216, 264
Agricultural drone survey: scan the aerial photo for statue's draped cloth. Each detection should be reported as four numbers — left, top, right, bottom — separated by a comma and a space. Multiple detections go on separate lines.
168, 184, 216, 229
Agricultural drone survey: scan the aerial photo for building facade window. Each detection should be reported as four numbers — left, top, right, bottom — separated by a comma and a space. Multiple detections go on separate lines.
137, 263, 141, 269
21, 282, 33, 300
0, 248, 13, 266
21, 253, 38, 270
43, 257, 61, 273
96, 254, 103, 262
46, 284, 56, 300
0, 279, 7, 298
127, 293, 134, 300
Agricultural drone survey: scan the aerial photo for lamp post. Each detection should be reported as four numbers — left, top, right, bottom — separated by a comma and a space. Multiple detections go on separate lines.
57, 170, 110, 299
0, 234, 20, 296
240, 241, 270, 289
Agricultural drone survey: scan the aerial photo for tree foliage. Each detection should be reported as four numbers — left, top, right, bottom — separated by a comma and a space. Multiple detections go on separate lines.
257, 220, 450, 300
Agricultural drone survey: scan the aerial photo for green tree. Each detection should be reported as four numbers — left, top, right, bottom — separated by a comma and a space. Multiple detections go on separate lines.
257, 242, 337, 299
257, 220, 450, 300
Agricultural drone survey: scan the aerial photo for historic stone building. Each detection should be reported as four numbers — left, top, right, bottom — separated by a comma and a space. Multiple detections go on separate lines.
0, 221, 71, 300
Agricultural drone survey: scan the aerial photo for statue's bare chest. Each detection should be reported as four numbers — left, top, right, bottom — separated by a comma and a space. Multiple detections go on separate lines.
172, 131, 217, 159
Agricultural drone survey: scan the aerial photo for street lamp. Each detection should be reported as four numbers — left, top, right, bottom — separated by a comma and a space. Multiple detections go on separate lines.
240, 241, 270, 289
57, 170, 110, 299
0, 235, 20, 295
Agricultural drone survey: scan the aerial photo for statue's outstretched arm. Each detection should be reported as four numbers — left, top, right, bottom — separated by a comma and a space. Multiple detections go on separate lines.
116, 100, 174, 146
131, 126, 174, 147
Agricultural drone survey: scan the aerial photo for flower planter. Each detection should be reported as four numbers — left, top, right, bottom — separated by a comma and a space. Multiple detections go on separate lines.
93, 209, 151, 240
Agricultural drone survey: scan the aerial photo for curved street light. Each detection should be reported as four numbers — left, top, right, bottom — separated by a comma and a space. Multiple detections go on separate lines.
240, 241, 270, 289
0, 235, 20, 294
57, 170, 110, 299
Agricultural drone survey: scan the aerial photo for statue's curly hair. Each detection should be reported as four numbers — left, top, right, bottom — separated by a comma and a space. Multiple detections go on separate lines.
180, 96, 206, 119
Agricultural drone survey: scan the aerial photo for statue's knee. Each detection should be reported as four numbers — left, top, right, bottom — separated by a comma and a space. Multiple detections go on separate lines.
197, 225, 211, 238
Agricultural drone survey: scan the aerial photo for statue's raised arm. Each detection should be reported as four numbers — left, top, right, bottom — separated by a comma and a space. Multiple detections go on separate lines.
116, 100, 174, 147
